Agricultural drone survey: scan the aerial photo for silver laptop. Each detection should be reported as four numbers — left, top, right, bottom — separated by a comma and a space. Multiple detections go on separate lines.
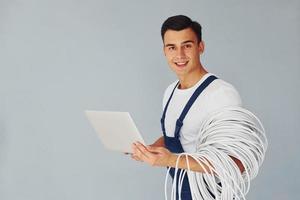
85, 111, 145, 153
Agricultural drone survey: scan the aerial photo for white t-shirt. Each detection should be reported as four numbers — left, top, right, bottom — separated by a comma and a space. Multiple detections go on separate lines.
162, 73, 242, 153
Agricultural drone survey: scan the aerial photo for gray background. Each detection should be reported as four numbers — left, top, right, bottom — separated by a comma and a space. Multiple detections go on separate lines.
0, 0, 299, 199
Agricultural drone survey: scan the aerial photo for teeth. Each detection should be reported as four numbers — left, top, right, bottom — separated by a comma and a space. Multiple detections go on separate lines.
176, 62, 187, 65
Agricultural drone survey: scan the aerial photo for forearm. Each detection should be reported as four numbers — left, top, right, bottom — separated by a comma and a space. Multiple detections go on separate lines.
167, 154, 214, 173
132, 141, 245, 174
151, 136, 165, 147
167, 154, 245, 174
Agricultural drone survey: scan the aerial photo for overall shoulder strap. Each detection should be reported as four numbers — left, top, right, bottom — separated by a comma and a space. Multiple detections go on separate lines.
161, 81, 179, 136
174, 75, 218, 138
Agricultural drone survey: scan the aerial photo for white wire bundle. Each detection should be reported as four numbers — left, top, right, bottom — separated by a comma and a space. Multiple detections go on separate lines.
164, 106, 268, 200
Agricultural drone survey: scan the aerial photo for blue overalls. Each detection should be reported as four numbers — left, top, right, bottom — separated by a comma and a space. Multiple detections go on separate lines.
160, 75, 218, 200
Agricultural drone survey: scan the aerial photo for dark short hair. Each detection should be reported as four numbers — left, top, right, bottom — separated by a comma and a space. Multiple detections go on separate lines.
161, 15, 202, 43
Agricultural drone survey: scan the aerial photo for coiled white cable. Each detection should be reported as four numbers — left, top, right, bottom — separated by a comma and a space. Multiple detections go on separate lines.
164, 106, 268, 200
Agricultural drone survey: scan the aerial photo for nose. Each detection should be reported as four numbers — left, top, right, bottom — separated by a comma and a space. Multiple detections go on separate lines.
175, 47, 185, 59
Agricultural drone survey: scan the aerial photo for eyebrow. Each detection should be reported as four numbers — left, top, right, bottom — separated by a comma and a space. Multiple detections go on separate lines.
164, 40, 195, 47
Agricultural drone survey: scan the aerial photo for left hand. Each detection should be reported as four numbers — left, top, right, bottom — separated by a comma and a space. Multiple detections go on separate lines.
131, 141, 174, 167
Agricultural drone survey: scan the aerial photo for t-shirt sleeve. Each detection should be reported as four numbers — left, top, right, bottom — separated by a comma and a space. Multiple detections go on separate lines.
205, 83, 242, 115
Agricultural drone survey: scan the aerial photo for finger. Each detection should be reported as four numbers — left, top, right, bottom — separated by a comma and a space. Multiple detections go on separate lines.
131, 150, 145, 162
146, 146, 165, 154
135, 141, 147, 148
134, 142, 150, 160
131, 143, 137, 153
135, 142, 151, 155
132, 143, 140, 155
132, 155, 143, 162
131, 154, 141, 161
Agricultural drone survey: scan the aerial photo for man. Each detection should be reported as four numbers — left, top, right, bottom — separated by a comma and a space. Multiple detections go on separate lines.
131, 15, 245, 199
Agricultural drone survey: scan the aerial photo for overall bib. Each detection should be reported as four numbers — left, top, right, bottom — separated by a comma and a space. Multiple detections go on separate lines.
160, 75, 218, 200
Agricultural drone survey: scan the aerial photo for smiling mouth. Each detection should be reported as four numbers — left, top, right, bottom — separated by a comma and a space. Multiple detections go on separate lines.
174, 61, 189, 67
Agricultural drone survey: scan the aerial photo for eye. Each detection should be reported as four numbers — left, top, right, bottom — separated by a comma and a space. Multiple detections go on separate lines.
184, 44, 192, 49
168, 46, 175, 51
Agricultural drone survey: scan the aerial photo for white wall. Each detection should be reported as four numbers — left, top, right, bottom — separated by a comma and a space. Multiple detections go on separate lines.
0, 0, 299, 199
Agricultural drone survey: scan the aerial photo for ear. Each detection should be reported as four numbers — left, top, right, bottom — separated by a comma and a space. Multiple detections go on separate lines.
198, 40, 205, 55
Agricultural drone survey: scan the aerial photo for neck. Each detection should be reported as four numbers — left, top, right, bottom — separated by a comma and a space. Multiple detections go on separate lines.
178, 64, 208, 89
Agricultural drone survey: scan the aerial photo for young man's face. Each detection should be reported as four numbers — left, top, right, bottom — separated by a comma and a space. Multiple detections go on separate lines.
163, 28, 204, 77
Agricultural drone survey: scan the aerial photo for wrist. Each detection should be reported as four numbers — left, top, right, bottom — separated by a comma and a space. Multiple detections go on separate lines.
167, 154, 178, 168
